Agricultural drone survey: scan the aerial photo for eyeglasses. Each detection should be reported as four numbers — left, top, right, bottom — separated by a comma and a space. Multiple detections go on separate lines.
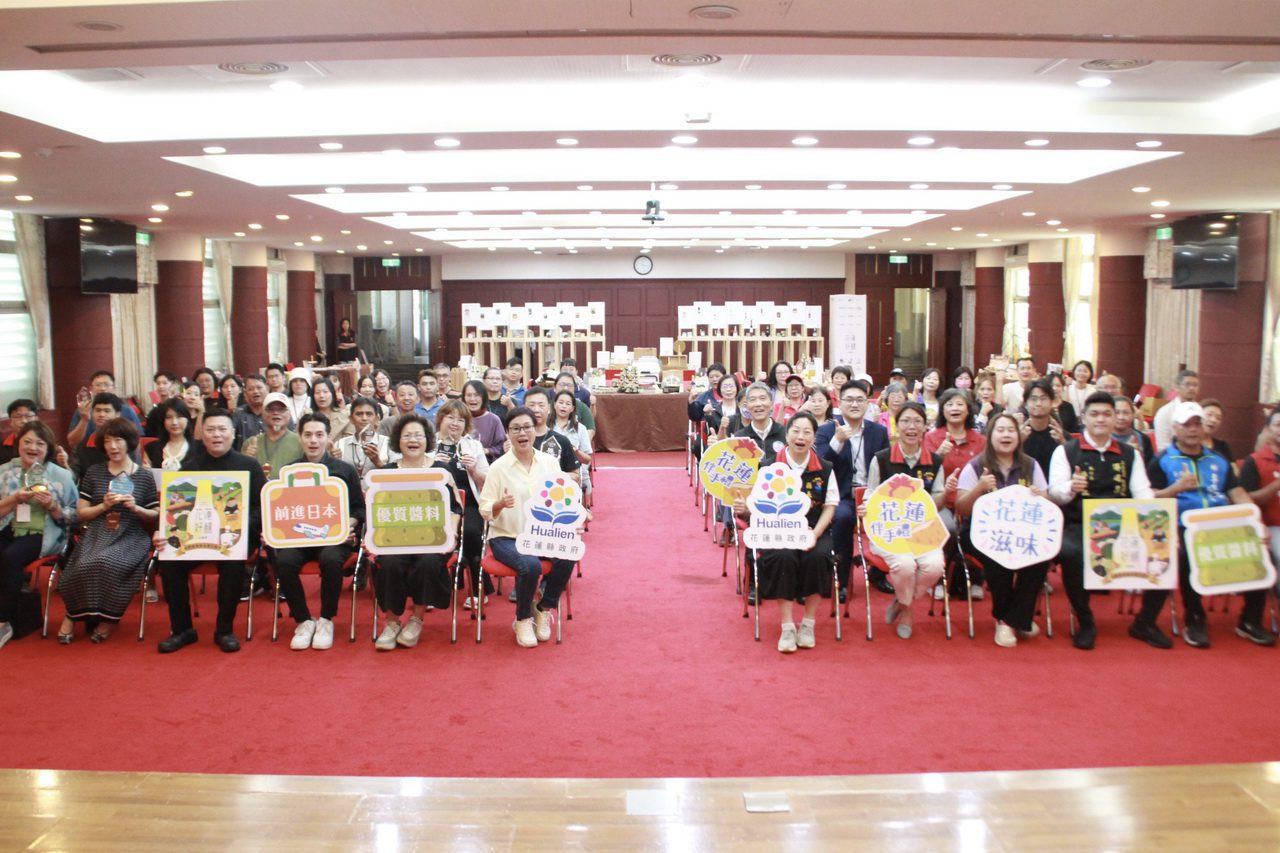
840, 397, 867, 405
508, 424, 535, 433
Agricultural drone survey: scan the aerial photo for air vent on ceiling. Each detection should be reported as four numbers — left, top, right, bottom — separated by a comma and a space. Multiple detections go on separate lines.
75, 20, 123, 32
690, 4, 739, 19
217, 61, 289, 76
1079, 59, 1152, 72
652, 53, 722, 67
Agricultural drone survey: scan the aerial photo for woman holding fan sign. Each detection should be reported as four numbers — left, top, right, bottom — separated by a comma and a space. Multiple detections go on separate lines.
733, 413, 838, 654
954, 413, 1054, 648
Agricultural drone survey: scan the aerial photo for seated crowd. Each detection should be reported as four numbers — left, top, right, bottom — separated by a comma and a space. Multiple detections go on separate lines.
0, 357, 594, 652
688, 357, 1280, 654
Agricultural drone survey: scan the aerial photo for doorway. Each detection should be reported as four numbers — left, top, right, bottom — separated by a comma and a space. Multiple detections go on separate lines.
862, 285, 931, 382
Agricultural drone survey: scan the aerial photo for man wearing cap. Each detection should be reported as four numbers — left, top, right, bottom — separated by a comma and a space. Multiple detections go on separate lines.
1152, 369, 1200, 452
1048, 391, 1155, 650
243, 392, 303, 480
1139, 401, 1274, 648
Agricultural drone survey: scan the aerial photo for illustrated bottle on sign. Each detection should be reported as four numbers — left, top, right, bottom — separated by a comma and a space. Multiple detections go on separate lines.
1113, 507, 1148, 575
186, 479, 221, 547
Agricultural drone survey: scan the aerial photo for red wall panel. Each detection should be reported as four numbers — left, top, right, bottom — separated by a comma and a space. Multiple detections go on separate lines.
1027, 261, 1064, 372
154, 259, 206, 378
1095, 255, 1146, 390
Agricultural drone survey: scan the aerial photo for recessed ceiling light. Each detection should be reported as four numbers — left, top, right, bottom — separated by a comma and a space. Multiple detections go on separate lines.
202, 146, 227, 154
910, 209, 926, 215
1077, 77, 1111, 88
383, 240, 393, 245
247, 223, 262, 230
325, 187, 344, 194
589, 210, 602, 216
781, 209, 797, 215
293, 241, 304, 247
1024, 139, 1050, 147
659, 183, 678, 190
925, 242, 937, 247
946, 247, 955, 250
909, 183, 929, 190
522, 211, 536, 216
719, 210, 732, 215
992, 184, 1013, 190
433, 138, 461, 148
319, 142, 343, 151
174, 190, 194, 198
577, 185, 593, 191
147, 217, 162, 223
976, 232, 989, 237
950, 226, 963, 231
275, 214, 290, 220
1151, 199, 1170, 207
827, 183, 847, 190
640, 248, 651, 254
1150, 213, 1166, 219
415, 247, 424, 252
270, 80, 304, 93
671, 135, 698, 145
533, 250, 543, 255
791, 136, 819, 146
845, 210, 862, 215
233, 231, 246, 237
902, 237, 913, 242
992, 238, 1003, 242
150, 203, 169, 212
408, 185, 428, 193
1046, 219, 1062, 225
0, 151, 21, 159
1021, 211, 1036, 217
14, 195, 33, 202
1131, 186, 1151, 193
907, 136, 934, 146
1136, 140, 1163, 148
745, 184, 762, 190
340, 230, 351, 235
556, 137, 579, 146
490, 185, 509, 192
1056, 227, 1070, 232
336, 249, 345, 254
356, 244, 368, 251
309, 235, 323, 242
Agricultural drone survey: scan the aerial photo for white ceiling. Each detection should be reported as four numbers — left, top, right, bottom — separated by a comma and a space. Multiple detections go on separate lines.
0, 0, 1278, 257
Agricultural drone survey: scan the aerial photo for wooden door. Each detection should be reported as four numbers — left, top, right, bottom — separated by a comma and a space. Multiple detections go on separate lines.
862, 286, 896, 380
928, 288, 948, 378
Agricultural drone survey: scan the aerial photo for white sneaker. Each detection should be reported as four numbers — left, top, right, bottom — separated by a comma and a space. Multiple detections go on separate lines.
533, 606, 552, 643
1017, 622, 1040, 639
778, 623, 798, 653
463, 595, 489, 611
375, 621, 401, 650
994, 622, 1017, 648
145, 588, 159, 604
396, 616, 423, 647
513, 617, 537, 648
311, 618, 334, 650
0, 622, 12, 650
797, 621, 816, 649
290, 619, 317, 650
932, 585, 945, 601
971, 586, 985, 601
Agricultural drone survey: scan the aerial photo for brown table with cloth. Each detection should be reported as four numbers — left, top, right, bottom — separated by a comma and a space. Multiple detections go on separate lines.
592, 392, 688, 452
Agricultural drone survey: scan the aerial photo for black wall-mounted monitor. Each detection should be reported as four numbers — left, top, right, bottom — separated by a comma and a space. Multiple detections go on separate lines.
78, 218, 138, 294
1171, 213, 1238, 290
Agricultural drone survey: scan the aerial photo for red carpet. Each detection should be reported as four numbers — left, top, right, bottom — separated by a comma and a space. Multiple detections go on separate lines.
4, 454, 1280, 779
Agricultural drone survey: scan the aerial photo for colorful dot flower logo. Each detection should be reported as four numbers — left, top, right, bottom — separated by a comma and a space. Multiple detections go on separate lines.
749, 464, 806, 516
530, 478, 585, 524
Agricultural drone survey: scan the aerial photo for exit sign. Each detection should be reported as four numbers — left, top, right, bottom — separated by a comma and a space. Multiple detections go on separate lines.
888, 254, 909, 264
381, 258, 401, 267
1155, 226, 1172, 240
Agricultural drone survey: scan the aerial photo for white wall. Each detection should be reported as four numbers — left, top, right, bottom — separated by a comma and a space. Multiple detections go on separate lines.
441, 250, 844, 281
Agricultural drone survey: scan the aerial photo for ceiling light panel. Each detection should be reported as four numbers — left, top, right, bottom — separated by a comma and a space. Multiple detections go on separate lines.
442, 239, 850, 250
368, 212, 939, 229
170, 148, 1176, 188
410, 227, 886, 241
296, 188, 1026, 213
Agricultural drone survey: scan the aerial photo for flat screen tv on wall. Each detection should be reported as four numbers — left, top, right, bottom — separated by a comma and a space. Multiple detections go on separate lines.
78, 217, 138, 294
1171, 213, 1238, 290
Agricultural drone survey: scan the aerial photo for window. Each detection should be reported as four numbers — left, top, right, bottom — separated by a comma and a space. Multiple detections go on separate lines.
1005, 263, 1031, 358
267, 261, 284, 363
1064, 235, 1097, 365
0, 210, 38, 403
202, 239, 226, 371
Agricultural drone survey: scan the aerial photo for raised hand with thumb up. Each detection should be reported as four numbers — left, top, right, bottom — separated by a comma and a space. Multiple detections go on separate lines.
979, 467, 998, 493
499, 488, 517, 510
1070, 465, 1089, 495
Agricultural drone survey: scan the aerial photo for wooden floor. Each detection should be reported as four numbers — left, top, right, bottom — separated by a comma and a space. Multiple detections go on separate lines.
4, 763, 1280, 851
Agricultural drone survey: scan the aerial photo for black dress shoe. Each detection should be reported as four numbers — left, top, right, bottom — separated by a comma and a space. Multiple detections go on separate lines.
1183, 621, 1211, 649
838, 587, 848, 604
1072, 622, 1097, 650
1129, 620, 1173, 649
746, 589, 757, 606
158, 629, 198, 654
1235, 621, 1277, 647
871, 577, 895, 596
215, 633, 241, 653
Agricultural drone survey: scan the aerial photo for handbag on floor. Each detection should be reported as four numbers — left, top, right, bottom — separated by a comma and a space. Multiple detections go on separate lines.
11, 586, 42, 640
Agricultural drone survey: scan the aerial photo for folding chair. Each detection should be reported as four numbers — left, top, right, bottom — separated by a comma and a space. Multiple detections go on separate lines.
367, 500, 466, 644
138, 548, 261, 640
268, 533, 365, 643
747, 541, 840, 643
25, 553, 65, 639
474, 523, 573, 644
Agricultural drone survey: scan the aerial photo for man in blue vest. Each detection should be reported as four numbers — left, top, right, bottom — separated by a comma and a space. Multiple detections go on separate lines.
1139, 401, 1274, 648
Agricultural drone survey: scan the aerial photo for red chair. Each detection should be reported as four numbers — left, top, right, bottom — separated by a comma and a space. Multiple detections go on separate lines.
366, 496, 467, 645
25, 553, 65, 639
138, 549, 261, 641
474, 523, 574, 644
740, 515, 841, 643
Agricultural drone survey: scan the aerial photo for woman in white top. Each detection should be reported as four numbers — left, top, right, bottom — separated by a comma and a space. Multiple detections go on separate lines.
1066, 360, 1096, 418
144, 398, 196, 471
285, 368, 312, 424
551, 390, 593, 497
310, 377, 351, 443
